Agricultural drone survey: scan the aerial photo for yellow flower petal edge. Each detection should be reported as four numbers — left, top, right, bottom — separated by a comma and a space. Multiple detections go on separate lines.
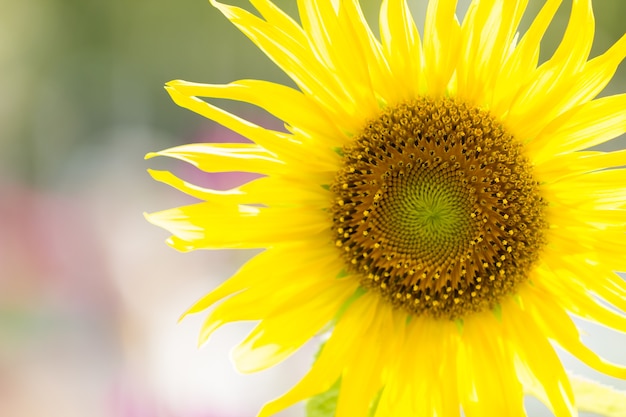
148, 1, 626, 416
566, 374, 626, 417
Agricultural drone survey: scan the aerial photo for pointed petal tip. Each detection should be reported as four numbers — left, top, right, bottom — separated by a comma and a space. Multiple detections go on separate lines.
197, 320, 223, 347
196, 336, 208, 349
142, 211, 154, 222
165, 79, 184, 88
166, 237, 195, 253
146, 169, 177, 185
231, 342, 279, 375
143, 211, 167, 228
164, 84, 181, 100
178, 310, 190, 323
178, 296, 212, 324
257, 401, 286, 417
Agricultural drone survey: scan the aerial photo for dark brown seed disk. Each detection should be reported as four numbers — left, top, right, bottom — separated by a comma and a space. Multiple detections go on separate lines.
330, 98, 547, 319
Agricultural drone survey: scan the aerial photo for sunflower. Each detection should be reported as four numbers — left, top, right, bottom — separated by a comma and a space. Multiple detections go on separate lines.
147, 0, 626, 416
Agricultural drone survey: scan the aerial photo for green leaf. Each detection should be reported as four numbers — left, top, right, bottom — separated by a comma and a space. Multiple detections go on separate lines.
306, 379, 340, 417
305, 378, 383, 417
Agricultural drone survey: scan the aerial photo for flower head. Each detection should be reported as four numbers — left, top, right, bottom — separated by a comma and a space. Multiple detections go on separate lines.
147, 1, 626, 416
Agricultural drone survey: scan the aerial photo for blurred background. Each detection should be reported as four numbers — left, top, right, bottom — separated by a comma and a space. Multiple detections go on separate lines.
1, 1, 624, 416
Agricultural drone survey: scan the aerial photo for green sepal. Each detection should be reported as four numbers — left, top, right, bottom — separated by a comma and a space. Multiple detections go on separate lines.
492, 303, 502, 322
455, 318, 464, 335
368, 388, 382, 417
333, 147, 344, 157
321, 184, 330, 190
336, 269, 348, 279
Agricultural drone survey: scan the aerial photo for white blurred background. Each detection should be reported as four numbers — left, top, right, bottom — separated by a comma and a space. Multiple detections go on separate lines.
1, 1, 624, 416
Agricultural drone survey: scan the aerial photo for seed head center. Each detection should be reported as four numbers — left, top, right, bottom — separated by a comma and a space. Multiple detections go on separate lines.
409, 183, 467, 237
330, 98, 547, 319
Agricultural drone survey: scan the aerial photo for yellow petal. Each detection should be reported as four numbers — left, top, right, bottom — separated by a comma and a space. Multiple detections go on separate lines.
183, 241, 344, 317
192, 244, 348, 345
296, 0, 384, 120
491, 0, 562, 117
457, 0, 529, 106
570, 375, 626, 416
337, 0, 394, 105
232, 277, 357, 373
459, 310, 525, 417
146, 142, 283, 174
401, 317, 460, 417
258, 294, 380, 417
335, 301, 400, 417
535, 149, 626, 184
209, 0, 359, 134
525, 31, 626, 135
167, 79, 345, 152
379, 0, 424, 100
249, 0, 308, 45
505, 0, 595, 140
528, 285, 626, 379
165, 84, 312, 162
529, 94, 626, 163
148, 169, 248, 203
502, 291, 577, 417
547, 168, 626, 204
149, 171, 330, 208
542, 228, 626, 274
535, 261, 626, 334
589, 272, 626, 314
196, 289, 268, 346
145, 203, 328, 251
423, 0, 461, 96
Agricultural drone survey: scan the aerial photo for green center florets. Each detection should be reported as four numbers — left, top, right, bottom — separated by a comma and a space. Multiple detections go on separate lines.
390, 177, 472, 250
330, 98, 548, 319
